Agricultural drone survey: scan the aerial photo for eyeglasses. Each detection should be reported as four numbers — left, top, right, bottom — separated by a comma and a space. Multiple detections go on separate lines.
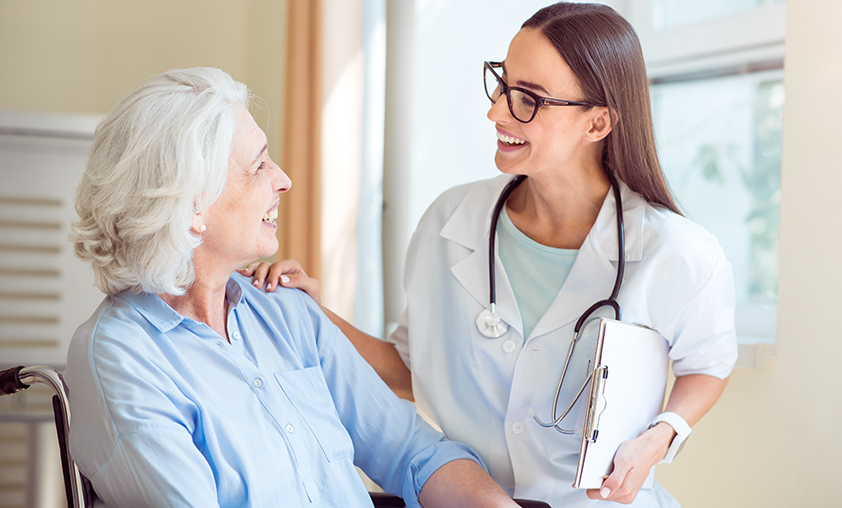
483, 61, 594, 123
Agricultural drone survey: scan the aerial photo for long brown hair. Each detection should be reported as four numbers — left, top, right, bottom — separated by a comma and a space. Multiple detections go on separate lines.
523, 2, 680, 214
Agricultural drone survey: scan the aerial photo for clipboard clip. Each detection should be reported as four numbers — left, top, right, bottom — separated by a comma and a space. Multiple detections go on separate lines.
586, 365, 609, 443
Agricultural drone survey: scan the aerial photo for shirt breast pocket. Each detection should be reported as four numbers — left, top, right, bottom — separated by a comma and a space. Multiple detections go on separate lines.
274, 367, 354, 462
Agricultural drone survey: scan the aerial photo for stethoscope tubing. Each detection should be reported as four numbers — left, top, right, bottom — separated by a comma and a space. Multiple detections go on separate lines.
486, 174, 624, 324
481, 174, 627, 434
488, 174, 527, 314
573, 180, 625, 333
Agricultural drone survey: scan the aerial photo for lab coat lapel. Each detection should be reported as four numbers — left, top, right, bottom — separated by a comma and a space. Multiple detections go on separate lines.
441, 176, 524, 338
529, 181, 646, 339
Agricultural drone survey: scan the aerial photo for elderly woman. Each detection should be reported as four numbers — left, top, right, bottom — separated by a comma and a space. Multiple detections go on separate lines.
64, 67, 517, 508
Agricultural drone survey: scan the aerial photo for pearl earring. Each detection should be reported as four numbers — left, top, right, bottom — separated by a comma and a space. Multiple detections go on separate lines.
199, 224, 207, 232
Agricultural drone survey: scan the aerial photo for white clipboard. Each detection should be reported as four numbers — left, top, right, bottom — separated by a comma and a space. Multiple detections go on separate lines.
572, 318, 669, 489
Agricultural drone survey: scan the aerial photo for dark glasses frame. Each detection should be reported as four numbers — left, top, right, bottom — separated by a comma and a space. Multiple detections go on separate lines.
483, 61, 595, 123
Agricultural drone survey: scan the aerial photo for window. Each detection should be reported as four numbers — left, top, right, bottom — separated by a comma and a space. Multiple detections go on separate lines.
630, 0, 786, 347
651, 0, 784, 30
651, 70, 782, 344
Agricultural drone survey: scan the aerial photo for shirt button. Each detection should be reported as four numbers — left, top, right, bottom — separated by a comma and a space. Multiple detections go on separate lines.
232, 332, 241, 340
253, 378, 263, 388
286, 424, 294, 433
502, 340, 517, 353
512, 421, 525, 434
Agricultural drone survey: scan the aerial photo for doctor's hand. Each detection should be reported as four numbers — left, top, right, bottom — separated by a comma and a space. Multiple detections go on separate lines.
586, 422, 674, 504
239, 260, 321, 305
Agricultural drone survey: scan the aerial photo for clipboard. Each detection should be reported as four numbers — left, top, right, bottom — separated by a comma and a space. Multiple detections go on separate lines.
572, 318, 669, 489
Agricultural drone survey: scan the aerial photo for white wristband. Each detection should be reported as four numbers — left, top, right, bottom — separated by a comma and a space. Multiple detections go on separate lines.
649, 412, 692, 464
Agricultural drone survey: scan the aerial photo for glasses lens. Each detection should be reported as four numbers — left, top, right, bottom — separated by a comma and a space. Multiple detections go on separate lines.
484, 64, 503, 103
509, 89, 538, 122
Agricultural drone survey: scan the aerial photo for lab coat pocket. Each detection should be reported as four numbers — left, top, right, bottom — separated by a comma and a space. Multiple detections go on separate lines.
274, 367, 354, 462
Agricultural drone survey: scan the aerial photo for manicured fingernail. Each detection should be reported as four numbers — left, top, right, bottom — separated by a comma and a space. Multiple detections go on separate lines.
253, 280, 260, 286
281, 275, 290, 284
600, 488, 611, 499
266, 283, 272, 290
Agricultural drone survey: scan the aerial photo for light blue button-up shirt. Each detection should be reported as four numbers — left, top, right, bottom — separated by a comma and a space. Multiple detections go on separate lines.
65, 273, 483, 508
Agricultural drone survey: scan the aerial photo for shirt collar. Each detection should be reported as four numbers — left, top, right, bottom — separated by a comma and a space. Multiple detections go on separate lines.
117, 275, 247, 333
226, 277, 245, 309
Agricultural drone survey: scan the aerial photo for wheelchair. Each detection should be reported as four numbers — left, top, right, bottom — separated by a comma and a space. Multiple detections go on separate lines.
0, 365, 549, 508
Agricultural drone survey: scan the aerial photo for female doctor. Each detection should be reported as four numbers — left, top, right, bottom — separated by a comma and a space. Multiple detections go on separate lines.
246, 2, 738, 506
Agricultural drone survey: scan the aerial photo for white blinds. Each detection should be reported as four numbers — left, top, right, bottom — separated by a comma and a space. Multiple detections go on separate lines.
0, 111, 103, 368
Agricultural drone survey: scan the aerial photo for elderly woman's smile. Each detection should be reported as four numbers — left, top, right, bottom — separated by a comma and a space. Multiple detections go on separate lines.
262, 206, 279, 226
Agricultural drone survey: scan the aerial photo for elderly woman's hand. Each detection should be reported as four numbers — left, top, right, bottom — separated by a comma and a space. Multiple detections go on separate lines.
240, 259, 321, 305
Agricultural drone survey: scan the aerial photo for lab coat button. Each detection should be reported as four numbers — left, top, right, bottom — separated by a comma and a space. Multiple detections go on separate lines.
253, 378, 263, 388
502, 340, 516, 353
286, 424, 294, 433
512, 421, 525, 434
232, 331, 241, 340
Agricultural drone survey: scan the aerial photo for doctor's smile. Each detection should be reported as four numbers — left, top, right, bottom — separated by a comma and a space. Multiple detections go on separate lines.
496, 127, 529, 150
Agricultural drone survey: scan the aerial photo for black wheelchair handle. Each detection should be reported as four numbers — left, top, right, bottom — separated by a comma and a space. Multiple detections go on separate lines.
0, 366, 29, 396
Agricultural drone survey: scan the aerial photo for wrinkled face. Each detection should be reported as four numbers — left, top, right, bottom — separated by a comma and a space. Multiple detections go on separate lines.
199, 108, 291, 270
488, 28, 596, 178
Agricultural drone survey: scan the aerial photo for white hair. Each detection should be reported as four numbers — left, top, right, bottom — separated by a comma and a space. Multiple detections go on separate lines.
71, 67, 250, 295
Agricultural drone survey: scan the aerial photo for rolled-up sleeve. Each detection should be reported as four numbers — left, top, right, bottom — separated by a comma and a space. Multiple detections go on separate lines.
315, 305, 484, 507
664, 251, 739, 379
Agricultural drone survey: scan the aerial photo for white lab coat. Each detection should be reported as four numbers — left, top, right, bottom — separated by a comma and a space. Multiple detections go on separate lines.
390, 175, 737, 508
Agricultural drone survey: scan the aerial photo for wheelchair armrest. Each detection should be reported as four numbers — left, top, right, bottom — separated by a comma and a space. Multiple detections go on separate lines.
513, 500, 551, 508
369, 492, 405, 506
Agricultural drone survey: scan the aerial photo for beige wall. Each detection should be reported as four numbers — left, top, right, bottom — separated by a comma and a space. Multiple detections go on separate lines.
0, 0, 287, 161
657, 1, 842, 506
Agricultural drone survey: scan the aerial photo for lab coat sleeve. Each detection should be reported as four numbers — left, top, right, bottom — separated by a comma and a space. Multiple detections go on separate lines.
388, 309, 412, 369
663, 250, 738, 379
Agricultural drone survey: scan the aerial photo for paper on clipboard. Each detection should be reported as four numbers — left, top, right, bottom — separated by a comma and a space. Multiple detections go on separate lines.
572, 318, 669, 490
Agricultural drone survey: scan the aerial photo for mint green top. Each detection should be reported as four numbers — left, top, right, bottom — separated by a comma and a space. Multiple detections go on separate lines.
497, 207, 579, 342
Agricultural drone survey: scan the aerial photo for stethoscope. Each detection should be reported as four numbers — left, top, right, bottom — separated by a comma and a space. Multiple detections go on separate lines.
476, 174, 626, 434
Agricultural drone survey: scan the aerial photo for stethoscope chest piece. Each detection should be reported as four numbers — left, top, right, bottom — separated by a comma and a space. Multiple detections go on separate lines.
477, 307, 508, 338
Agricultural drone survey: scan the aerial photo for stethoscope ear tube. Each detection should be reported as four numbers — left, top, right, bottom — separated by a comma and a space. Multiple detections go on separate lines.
574, 299, 620, 334
572, 178, 625, 333
609, 177, 625, 307
487, 175, 527, 310
478, 175, 527, 339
